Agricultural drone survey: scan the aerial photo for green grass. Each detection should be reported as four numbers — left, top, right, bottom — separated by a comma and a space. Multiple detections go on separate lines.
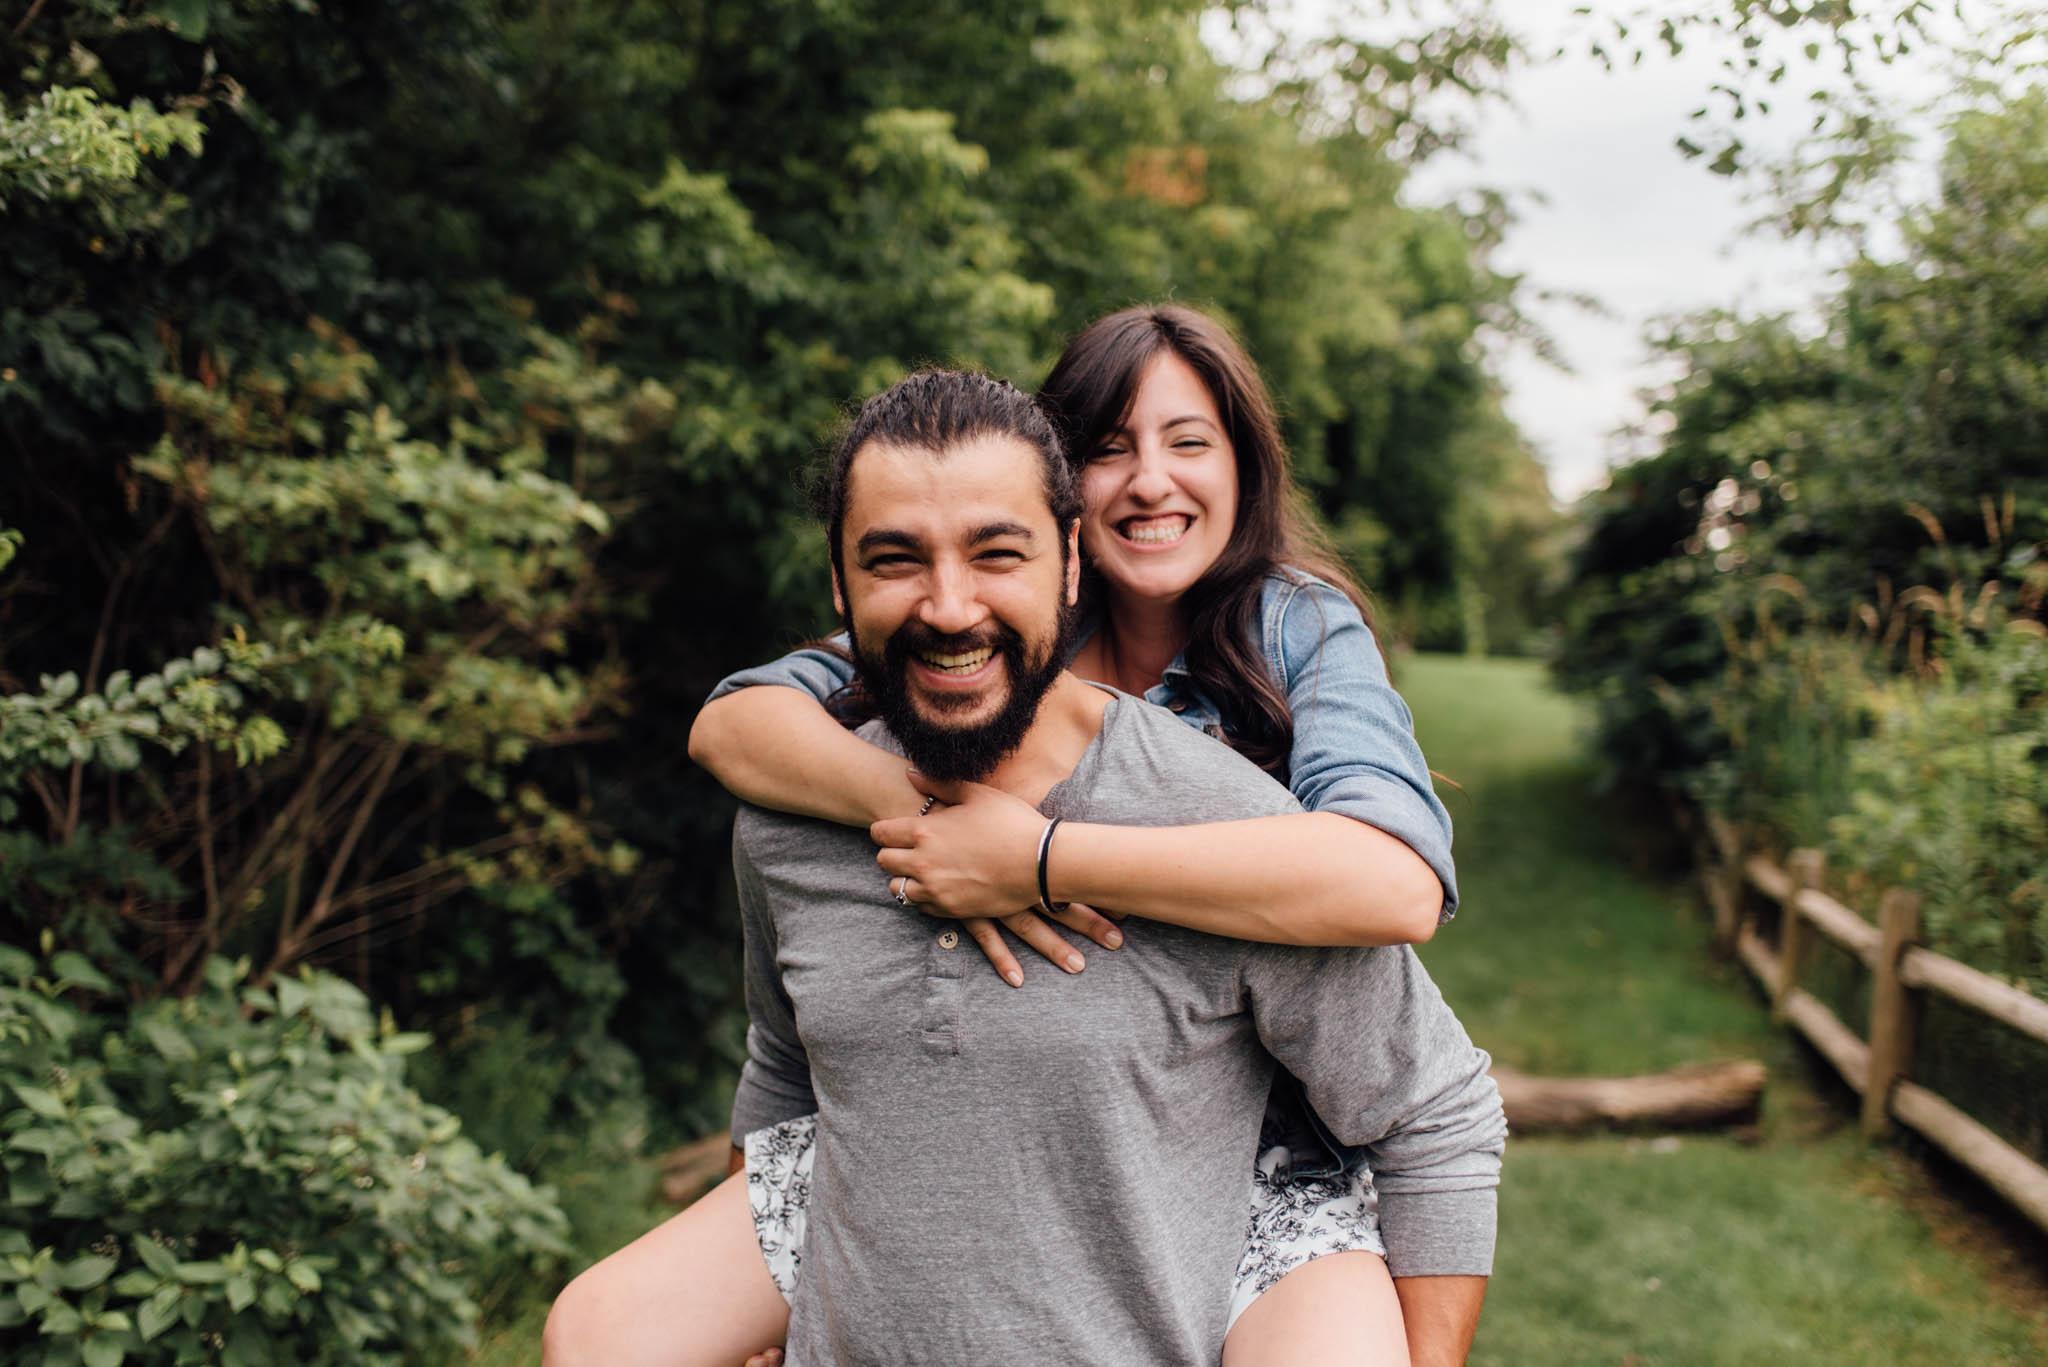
455, 653, 2047, 1366
1402, 653, 2048, 1366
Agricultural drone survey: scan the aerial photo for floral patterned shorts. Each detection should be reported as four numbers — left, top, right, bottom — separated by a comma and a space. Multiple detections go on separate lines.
742, 1113, 1385, 1334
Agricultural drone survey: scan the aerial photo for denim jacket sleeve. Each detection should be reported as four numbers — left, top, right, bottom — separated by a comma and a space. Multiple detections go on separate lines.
703, 635, 856, 708
1264, 575, 1459, 921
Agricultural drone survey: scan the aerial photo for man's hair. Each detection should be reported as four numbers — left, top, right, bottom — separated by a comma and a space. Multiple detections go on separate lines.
821, 369, 1081, 591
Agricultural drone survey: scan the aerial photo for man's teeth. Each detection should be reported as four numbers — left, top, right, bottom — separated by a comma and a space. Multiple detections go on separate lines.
919, 647, 994, 674
1124, 518, 1187, 545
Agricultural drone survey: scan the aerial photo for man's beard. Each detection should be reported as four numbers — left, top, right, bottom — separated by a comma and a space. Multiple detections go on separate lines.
852, 611, 1072, 783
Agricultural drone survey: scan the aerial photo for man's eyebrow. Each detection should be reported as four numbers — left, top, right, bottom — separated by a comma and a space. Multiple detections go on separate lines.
855, 528, 923, 556
969, 521, 1036, 543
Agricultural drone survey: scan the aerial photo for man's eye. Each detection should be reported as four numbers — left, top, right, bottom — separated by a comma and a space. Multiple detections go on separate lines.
978, 549, 1025, 565
865, 555, 916, 572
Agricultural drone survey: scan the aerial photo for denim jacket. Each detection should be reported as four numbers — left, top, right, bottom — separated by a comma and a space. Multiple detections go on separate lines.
705, 569, 1459, 1178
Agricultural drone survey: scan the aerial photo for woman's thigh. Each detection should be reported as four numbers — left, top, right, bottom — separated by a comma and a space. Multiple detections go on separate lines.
542, 1172, 789, 1367
1221, 1250, 1409, 1367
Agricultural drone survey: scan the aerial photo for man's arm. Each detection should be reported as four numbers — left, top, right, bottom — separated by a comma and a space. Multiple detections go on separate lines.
1395, 1275, 1487, 1367
728, 824, 819, 1142
1244, 942, 1506, 1364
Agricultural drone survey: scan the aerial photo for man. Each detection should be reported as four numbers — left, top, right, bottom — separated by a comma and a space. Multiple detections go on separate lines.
546, 370, 1504, 1367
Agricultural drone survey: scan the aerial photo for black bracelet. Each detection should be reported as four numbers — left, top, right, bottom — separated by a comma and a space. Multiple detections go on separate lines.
1036, 817, 1067, 916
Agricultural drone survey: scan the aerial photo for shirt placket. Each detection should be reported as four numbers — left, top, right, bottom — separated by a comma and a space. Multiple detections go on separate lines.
916, 922, 967, 1056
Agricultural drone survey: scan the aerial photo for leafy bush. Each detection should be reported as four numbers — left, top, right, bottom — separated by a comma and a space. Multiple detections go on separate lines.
1829, 622, 2048, 996
0, 948, 567, 1367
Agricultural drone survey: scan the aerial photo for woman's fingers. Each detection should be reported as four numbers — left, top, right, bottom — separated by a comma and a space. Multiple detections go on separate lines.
1050, 901, 1124, 950
964, 917, 1025, 987
1000, 910, 1085, 974
744, 1350, 785, 1367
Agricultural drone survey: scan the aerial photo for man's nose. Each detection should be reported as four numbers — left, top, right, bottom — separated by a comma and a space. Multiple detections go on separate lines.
918, 564, 986, 635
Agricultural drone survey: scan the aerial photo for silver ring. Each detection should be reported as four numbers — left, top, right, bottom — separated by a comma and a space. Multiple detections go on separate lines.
892, 876, 910, 907
918, 794, 938, 816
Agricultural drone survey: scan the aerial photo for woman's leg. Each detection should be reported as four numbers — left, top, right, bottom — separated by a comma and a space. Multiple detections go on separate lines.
542, 1172, 789, 1367
1222, 1250, 1409, 1367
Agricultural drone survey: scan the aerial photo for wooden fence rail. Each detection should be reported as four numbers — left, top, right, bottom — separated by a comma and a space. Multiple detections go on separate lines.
1698, 813, 2048, 1236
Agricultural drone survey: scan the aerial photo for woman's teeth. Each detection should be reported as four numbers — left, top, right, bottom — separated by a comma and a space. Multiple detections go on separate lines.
1122, 517, 1188, 545
919, 647, 994, 674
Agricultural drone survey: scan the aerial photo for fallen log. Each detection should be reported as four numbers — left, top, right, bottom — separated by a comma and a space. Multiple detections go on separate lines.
1492, 1059, 1766, 1133
659, 1130, 736, 1206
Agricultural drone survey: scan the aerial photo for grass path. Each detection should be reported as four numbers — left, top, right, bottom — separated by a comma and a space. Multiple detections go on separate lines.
1404, 653, 2048, 1365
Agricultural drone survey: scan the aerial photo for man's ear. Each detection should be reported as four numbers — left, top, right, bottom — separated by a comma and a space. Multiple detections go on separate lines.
831, 566, 846, 618
1063, 520, 1082, 606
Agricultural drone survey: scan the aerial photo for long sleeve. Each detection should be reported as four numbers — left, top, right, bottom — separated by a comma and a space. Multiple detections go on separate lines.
1243, 941, 1506, 1276
727, 818, 818, 1137
1268, 578, 1460, 920
704, 637, 856, 707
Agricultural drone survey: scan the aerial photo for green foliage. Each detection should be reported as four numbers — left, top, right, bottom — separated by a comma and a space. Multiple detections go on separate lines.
1830, 623, 2048, 994
0, 86, 204, 211
0, 948, 567, 1366
0, 0, 1559, 1162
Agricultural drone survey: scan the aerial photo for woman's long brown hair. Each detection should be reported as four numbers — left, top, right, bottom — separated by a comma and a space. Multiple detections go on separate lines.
1038, 305, 1373, 776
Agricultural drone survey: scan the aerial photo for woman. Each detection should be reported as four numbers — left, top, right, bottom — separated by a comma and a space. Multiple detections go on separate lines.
684, 306, 1470, 1365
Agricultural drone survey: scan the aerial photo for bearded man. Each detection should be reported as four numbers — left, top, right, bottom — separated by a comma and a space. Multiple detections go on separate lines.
546, 370, 1504, 1367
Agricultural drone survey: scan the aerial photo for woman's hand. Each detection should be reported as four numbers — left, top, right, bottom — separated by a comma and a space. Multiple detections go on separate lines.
872, 773, 1123, 984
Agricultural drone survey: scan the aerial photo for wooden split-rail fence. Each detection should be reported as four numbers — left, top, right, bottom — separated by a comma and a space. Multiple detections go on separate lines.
1697, 813, 2048, 1236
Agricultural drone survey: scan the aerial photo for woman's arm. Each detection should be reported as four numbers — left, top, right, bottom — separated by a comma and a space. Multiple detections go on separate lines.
1273, 578, 1460, 924
870, 579, 1454, 946
690, 684, 923, 827
691, 648, 1124, 974
873, 782, 1442, 946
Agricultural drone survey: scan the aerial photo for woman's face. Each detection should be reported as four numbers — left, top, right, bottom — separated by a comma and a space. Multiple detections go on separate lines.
1078, 351, 1240, 608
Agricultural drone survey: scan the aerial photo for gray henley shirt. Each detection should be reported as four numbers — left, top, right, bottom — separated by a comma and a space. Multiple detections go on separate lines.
731, 692, 1504, 1366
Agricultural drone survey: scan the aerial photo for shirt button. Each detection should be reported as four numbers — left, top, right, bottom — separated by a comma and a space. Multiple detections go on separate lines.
938, 930, 959, 949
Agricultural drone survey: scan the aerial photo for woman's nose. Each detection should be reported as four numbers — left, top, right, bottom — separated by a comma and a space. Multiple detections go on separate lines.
1127, 448, 1174, 503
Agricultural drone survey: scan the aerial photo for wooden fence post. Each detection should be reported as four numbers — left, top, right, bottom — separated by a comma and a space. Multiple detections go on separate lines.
1703, 812, 1744, 949
1863, 886, 1924, 1139
1775, 849, 1824, 1024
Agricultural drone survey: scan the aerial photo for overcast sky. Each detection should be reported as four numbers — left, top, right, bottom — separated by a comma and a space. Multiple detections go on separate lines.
1393, 9, 1947, 502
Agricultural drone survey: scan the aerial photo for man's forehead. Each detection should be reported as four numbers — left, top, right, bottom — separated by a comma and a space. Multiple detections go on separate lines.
842, 434, 1055, 538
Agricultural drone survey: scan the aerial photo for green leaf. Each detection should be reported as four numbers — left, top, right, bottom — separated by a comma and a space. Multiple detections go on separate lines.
155, 0, 210, 41
82, 1333, 125, 1367
55, 1254, 117, 1290
226, 1273, 256, 1311
284, 1261, 321, 1294
131, 1236, 178, 1279
175, 1259, 226, 1285
274, 975, 309, 1019
12, 1084, 65, 1119
51, 951, 114, 993
137, 1286, 180, 1341
110, 1269, 158, 1297
139, 1016, 196, 1062
0, 945, 35, 983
